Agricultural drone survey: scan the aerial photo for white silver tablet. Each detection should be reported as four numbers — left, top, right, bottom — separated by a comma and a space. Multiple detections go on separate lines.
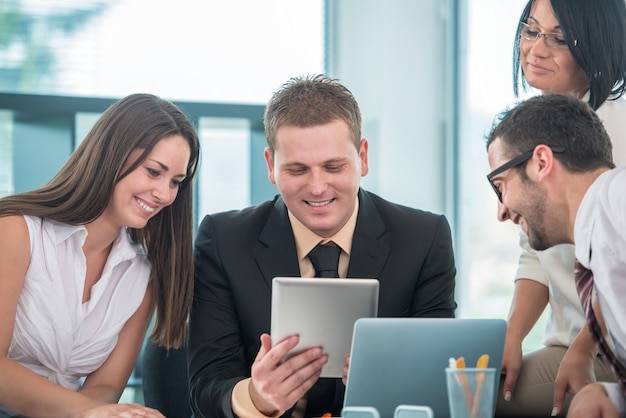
270, 277, 379, 378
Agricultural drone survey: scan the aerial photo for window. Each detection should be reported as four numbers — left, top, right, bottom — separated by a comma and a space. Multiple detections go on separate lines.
1, 0, 324, 104
0, 0, 325, 405
198, 117, 252, 215
0, 110, 13, 197
459, 0, 546, 351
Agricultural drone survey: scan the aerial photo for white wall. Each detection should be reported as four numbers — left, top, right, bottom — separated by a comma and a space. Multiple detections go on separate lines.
326, 0, 455, 219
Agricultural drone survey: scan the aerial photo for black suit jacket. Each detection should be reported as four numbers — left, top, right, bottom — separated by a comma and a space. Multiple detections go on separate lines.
189, 189, 456, 417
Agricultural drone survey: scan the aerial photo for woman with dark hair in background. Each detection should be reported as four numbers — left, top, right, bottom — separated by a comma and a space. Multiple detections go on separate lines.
0, 93, 200, 417
496, 0, 626, 416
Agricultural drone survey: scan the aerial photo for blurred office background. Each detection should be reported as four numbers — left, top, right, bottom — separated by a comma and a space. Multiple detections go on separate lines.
0, 0, 543, 400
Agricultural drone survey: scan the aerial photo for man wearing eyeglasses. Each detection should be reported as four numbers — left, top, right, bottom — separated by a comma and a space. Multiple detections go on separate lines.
486, 93, 626, 418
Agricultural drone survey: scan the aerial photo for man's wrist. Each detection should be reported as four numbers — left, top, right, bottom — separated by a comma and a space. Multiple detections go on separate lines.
570, 329, 599, 357
231, 378, 283, 418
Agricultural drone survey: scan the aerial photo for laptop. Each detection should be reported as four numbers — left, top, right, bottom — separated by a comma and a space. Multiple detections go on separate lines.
343, 317, 506, 418
271, 277, 379, 378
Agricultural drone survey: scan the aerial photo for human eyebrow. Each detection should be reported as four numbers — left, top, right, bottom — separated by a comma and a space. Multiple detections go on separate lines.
281, 162, 309, 174
324, 159, 348, 169
282, 162, 308, 169
527, 16, 563, 33
147, 159, 186, 179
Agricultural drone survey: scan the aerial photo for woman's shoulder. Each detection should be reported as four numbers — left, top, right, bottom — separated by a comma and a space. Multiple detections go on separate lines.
0, 215, 31, 272
597, 97, 626, 165
0, 214, 29, 238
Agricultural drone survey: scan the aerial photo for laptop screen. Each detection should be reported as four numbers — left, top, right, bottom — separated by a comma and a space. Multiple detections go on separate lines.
343, 317, 506, 418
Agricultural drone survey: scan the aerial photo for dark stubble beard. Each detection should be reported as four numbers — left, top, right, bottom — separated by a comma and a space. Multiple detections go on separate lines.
526, 189, 553, 251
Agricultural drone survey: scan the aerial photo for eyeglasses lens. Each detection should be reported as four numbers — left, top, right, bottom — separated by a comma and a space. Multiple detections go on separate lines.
519, 22, 568, 49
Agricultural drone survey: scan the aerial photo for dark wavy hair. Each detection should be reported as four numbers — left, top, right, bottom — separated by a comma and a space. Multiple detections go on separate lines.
513, 0, 626, 110
0, 93, 200, 349
487, 94, 614, 174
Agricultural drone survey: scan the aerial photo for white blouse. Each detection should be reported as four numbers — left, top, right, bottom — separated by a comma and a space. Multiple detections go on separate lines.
8, 215, 151, 390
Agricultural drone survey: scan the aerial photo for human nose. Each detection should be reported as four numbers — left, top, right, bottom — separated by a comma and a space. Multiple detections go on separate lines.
307, 169, 328, 195
152, 180, 172, 204
497, 200, 510, 223
528, 35, 551, 56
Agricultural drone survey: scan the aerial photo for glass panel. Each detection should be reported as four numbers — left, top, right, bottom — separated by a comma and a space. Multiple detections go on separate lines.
0, 110, 13, 198
460, 0, 546, 351
198, 117, 251, 215
0, 0, 110, 93
0, 0, 324, 103
75, 112, 101, 148
0, 0, 324, 403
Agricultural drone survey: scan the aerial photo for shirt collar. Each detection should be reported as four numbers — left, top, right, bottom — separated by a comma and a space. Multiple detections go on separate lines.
48, 219, 87, 245
288, 197, 359, 261
47, 219, 146, 260
574, 169, 611, 267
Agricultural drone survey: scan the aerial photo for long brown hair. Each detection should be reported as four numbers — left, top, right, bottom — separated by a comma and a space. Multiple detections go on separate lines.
0, 93, 200, 348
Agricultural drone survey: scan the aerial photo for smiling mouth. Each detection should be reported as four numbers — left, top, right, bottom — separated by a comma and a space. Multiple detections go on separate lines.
306, 198, 334, 207
136, 198, 156, 213
526, 62, 550, 73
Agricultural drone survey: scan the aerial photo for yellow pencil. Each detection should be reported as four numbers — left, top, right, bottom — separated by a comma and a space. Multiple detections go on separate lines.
470, 354, 489, 418
455, 357, 474, 413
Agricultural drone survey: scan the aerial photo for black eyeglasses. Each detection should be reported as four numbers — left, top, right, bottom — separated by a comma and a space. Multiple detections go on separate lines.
487, 146, 566, 202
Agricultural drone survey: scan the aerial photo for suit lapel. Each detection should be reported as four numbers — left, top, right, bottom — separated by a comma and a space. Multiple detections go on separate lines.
347, 190, 391, 279
255, 197, 301, 288
254, 191, 390, 284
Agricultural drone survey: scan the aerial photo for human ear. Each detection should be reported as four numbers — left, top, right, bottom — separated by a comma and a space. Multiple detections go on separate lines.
264, 147, 277, 184
359, 139, 369, 177
532, 144, 557, 180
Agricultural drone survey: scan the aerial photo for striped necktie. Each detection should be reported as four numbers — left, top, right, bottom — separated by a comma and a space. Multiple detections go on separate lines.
575, 258, 626, 395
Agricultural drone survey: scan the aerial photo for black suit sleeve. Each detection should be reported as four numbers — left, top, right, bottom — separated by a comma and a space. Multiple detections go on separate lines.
408, 214, 457, 318
360, 191, 457, 319
189, 214, 246, 418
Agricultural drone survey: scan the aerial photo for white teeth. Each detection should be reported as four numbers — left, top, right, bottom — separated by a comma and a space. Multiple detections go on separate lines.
308, 199, 332, 207
137, 199, 155, 213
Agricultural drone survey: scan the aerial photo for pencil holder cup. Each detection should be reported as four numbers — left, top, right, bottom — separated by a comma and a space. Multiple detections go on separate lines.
445, 367, 496, 418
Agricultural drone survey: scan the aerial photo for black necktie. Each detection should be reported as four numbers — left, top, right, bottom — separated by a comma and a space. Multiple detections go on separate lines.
308, 244, 341, 278
575, 258, 626, 395
293, 244, 341, 417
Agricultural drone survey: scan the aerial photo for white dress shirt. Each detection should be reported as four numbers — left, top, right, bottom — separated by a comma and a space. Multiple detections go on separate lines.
513, 95, 626, 347
575, 165, 626, 413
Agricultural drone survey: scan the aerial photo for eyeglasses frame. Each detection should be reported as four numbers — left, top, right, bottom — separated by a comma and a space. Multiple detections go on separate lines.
487, 145, 566, 202
519, 21, 577, 49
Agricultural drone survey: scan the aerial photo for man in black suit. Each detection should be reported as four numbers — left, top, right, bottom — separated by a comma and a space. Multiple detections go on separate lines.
189, 74, 457, 418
